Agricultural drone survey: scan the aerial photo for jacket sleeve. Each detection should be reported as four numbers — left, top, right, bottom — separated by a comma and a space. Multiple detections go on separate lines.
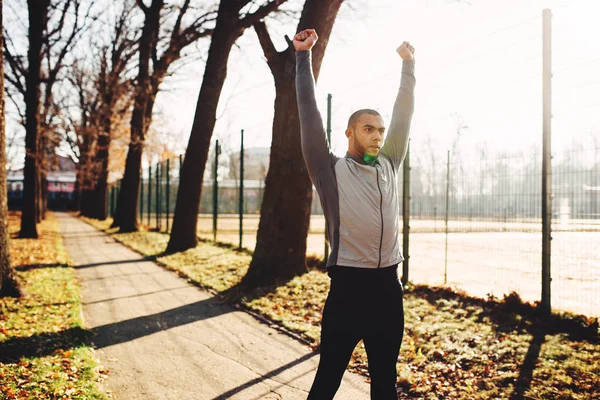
380, 60, 416, 171
296, 50, 336, 186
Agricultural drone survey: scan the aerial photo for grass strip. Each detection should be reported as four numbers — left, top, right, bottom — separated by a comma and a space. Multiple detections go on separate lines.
82, 216, 599, 399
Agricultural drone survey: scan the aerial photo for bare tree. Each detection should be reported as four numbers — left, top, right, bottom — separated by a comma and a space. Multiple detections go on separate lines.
167, 0, 287, 252
4, 130, 22, 171
111, 0, 217, 232
15, 0, 50, 237
0, 0, 22, 297
242, 0, 345, 287
82, 2, 137, 219
62, 58, 101, 215
4, 0, 92, 236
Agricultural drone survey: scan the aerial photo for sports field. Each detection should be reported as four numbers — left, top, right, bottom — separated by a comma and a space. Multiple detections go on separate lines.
146, 213, 600, 318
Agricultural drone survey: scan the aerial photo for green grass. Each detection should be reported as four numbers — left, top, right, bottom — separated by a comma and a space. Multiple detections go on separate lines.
0, 212, 106, 399
83, 216, 600, 399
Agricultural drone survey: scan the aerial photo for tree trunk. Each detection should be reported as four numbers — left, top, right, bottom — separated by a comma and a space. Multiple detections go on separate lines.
74, 171, 81, 212
80, 188, 90, 216
40, 170, 47, 218
20, 0, 49, 238
112, 0, 163, 232
167, 6, 242, 253
243, 67, 313, 285
77, 122, 94, 216
90, 133, 109, 220
90, 104, 112, 220
243, 0, 344, 287
36, 166, 42, 222
0, 0, 21, 297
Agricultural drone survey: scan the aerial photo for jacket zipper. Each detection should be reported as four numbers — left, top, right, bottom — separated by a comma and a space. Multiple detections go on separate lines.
376, 166, 384, 268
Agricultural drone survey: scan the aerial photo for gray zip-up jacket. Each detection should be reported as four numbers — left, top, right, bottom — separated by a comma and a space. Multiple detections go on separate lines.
296, 50, 415, 269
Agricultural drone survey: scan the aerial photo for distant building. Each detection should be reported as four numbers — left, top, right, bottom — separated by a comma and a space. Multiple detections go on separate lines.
7, 155, 77, 210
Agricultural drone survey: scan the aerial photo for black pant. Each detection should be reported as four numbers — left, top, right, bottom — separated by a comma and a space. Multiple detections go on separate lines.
308, 264, 405, 400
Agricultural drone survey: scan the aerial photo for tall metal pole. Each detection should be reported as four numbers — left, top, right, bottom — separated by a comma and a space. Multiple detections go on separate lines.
324, 93, 332, 264
444, 150, 450, 285
239, 130, 244, 250
213, 140, 220, 242
140, 172, 144, 222
110, 186, 115, 217
541, 8, 553, 313
179, 154, 183, 231
402, 141, 411, 286
166, 159, 170, 233
159, 161, 163, 231
147, 164, 152, 227
155, 161, 159, 230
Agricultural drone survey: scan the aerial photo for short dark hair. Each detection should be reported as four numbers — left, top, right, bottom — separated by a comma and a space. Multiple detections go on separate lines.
347, 109, 382, 130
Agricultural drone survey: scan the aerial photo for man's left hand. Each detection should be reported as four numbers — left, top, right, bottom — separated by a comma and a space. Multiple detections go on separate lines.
397, 41, 415, 61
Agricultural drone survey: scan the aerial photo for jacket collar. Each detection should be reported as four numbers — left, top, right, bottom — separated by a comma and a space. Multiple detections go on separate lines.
345, 152, 380, 166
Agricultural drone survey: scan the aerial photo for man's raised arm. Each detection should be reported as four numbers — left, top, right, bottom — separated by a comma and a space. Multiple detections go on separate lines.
381, 41, 416, 171
294, 29, 332, 183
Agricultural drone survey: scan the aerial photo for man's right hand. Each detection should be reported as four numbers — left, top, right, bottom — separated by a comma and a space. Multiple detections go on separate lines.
293, 29, 318, 51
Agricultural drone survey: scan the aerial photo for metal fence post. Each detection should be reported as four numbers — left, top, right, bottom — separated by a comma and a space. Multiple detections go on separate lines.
444, 150, 450, 285
155, 162, 159, 230
110, 185, 115, 218
239, 130, 244, 250
166, 158, 170, 233
140, 172, 144, 223
213, 140, 220, 242
402, 141, 411, 286
158, 161, 162, 231
148, 164, 152, 227
324, 93, 332, 264
541, 8, 553, 313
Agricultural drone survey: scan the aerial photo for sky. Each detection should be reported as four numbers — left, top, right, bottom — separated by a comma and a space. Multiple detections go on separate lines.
154, 0, 600, 166
5, 0, 600, 170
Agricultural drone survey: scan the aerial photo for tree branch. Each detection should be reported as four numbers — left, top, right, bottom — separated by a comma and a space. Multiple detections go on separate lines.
45, 0, 73, 41
136, 0, 149, 14
5, 89, 26, 125
253, 21, 278, 66
47, 0, 91, 85
171, 0, 191, 42
3, 32, 27, 87
150, 8, 215, 94
3, 59, 26, 97
238, 0, 285, 30
179, 11, 216, 45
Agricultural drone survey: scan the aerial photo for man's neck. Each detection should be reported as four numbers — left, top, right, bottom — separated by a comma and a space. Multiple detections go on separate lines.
346, 150, 378, 165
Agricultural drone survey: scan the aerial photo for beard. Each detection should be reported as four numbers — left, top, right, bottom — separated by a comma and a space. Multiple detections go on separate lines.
353, 136, 380, 163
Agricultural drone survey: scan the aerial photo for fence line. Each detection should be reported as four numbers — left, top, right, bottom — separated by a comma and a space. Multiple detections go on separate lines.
106, 9, 599, 317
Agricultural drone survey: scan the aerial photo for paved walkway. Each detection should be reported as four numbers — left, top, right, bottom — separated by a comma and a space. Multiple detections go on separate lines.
57, 213, 369, 399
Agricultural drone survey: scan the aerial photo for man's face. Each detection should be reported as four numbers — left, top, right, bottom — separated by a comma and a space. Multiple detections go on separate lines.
347, 114, 386, 159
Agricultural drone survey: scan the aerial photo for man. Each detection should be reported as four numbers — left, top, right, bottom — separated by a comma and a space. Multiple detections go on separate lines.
293, 29, 415, 400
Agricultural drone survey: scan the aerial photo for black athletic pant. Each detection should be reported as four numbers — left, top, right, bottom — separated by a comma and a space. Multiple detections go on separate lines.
308, 264, 405, 400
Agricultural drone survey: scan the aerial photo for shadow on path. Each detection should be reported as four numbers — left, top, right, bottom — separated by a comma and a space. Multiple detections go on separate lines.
0, 296, 233, 362
73, 258, 156, 270
211, 352, 316, 400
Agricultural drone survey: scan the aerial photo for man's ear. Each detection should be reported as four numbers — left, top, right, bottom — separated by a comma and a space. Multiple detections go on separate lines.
345, 127, 352, 138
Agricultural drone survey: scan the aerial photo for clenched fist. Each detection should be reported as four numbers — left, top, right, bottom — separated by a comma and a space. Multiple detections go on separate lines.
397, 41, 415, 61
293, 29, 318, 51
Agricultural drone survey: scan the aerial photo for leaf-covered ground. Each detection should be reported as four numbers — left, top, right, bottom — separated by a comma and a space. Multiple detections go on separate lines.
0, 212, 106, 399
83, 217, 600, 399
